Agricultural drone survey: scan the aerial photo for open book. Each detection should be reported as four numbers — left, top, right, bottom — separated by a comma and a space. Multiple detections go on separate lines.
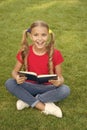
18, 71, 58, 84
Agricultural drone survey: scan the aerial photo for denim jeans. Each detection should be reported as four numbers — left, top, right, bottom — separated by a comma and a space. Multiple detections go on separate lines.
5, 78, 70, 107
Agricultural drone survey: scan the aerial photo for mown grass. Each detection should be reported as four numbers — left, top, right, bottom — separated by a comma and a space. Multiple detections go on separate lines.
0, 0, 87, 130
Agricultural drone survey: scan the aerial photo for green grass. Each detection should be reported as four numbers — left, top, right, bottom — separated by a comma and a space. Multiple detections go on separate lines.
0, 0, 87, 130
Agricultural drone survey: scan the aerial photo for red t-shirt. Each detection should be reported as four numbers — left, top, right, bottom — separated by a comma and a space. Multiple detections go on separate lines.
16, 45, 64, 75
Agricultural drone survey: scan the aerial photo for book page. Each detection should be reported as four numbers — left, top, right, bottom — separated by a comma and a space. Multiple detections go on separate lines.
38, 74, 57, 78
19, 71, 37, 76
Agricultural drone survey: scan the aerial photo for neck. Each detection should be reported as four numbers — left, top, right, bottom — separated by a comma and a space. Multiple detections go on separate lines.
33, 45, 47, 56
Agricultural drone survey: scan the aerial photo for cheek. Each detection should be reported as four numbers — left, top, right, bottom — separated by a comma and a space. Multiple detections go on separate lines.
31, 36, 37, 41
44, 36, 49, 41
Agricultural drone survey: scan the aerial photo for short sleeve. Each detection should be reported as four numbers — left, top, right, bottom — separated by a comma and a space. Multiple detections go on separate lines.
16, 51, 23, 64
53, 49, 64, 66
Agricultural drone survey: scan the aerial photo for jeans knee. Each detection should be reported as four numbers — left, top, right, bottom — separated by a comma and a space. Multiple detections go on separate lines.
5, 78, 11, 87
5, 78, 15, 91
65, 85, 70, 96
61, 85, 70, 97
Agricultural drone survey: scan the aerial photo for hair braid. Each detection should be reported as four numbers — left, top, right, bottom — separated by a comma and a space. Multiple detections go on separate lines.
21, 30, 29, 71
47, 33, 55, 74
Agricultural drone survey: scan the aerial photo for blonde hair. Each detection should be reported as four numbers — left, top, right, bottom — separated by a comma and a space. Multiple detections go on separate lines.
20, 20, 55, 74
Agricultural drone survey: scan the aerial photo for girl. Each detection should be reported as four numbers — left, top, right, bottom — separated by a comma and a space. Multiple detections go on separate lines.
5, 20, 70, 118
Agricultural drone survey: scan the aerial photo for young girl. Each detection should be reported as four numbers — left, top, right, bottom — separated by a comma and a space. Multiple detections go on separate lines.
5, 20, 70, 118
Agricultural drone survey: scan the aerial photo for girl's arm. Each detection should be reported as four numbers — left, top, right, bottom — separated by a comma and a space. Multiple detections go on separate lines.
49, 64, 64, 87
12, 61, 26, 84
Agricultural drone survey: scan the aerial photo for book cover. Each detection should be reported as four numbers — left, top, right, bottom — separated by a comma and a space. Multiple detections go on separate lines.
18, 71, 58, 84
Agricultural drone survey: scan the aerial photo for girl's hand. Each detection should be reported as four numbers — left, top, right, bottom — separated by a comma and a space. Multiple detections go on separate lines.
49, 77, 64, 87
16, 75, 27, 84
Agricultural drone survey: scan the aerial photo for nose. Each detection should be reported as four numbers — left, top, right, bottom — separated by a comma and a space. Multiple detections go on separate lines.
37, 35, 42, 41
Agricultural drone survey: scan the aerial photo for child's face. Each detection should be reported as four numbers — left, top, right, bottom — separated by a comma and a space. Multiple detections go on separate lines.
30, 26, 49, 49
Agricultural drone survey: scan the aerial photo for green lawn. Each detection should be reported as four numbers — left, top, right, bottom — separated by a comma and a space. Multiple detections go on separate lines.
0, 0, 87, 130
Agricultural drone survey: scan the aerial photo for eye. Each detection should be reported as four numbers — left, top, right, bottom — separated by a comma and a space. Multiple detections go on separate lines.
42, 33, 47, 36
33, 33, 38, 36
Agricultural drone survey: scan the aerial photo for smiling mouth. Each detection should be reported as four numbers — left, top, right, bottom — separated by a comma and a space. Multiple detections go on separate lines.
37, 42, 44, 45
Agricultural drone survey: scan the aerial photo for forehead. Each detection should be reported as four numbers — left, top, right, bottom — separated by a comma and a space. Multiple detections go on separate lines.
31, 26, 48, 33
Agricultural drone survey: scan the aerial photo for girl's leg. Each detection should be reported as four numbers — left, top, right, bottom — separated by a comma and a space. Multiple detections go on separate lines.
5, 78, 57, 107
35, 84, 70, 118
36, 84, 70, 103
5, 78, 40, 107
5, 78, 46, 111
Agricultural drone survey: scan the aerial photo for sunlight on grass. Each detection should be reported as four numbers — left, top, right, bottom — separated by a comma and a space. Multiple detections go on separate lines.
63, 0, 80, 4
0, 0, 13, 6
25, 0, 80, 12
25, 1, 57, 11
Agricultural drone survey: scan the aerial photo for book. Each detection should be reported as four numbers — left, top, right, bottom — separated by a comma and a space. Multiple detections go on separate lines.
18, 71, 58, 84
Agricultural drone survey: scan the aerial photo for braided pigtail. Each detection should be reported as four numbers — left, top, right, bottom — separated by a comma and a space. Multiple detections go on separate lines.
21, 30, 29, 71
47, 31, 55, 74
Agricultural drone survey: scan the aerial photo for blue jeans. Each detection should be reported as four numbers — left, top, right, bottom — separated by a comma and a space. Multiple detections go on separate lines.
5, 78, 70, 107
